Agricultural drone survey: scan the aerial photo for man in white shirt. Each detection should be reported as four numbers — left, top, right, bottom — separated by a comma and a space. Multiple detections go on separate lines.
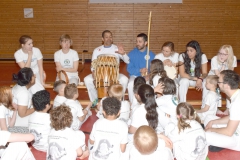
205, 70, 240, 151
84, 30, 129, 104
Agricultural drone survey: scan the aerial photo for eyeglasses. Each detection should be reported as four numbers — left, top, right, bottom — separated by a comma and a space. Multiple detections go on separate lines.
217, 81, 225, 84
218, 52, 228, 56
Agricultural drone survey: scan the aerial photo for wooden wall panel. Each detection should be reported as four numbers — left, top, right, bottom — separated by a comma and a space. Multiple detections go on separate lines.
0, 0, 239, 60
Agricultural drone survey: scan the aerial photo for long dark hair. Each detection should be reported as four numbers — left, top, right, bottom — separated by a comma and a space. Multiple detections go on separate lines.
138, 84, 158, 130
149, 59, 167, 85
183, 40, 203, 77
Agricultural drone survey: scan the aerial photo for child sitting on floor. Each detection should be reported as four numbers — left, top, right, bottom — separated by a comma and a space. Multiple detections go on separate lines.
47, 105, 89, 160
165, 102, 208, 160
53, 80, 66, 108
96, 84, 130, 123
89, 97, 128, 160
149, 59, 167, 88
64, 83, 92, 130
154, 77, 178, 132
129, 125, 174, 160
131, 76, 146, 110
28, 90, 51, 152
0, 86, 18, 130
197, 75, 219, 123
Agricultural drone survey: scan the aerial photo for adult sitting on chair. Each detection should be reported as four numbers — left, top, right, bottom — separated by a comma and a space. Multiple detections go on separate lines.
84, 30, 129, 104
54, 34, 80, 85
127, 33, 155, 103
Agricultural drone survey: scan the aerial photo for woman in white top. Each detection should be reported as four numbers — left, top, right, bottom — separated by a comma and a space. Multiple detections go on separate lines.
14, 35, 45, 95
12, 68, 36, 127
54, 34, 80, 85
0, 86, 18, 130
178, 40, 208, 102
203, 45, 237, 115
155, 41, 179, 67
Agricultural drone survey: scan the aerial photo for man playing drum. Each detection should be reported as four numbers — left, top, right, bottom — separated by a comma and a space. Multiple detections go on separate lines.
84, 30, 129, 104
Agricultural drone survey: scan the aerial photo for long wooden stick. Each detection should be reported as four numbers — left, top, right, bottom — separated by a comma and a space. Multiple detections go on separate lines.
146, 11, 152, 70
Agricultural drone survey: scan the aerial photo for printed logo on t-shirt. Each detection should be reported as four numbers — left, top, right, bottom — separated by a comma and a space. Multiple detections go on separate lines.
23, 58, 37, 63
145, 55, 150, 60
191, 136, 207, 156
64, 59, 70, 65
190, 67, 195, 76
94, 139, 114, 159
30, 129, 42, 143
47, 142, 67, 160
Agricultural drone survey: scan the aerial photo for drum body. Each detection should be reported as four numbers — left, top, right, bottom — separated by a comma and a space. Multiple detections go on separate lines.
93, 54, 119, 98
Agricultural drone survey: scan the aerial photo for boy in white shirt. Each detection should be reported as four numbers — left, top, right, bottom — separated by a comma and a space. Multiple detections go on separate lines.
197, 75, 219, 123
130, 125, 173, 160
64, 83, 92, 130
96, 84, 130, 123
53, 80, 66, 108
89, 97, 128, 160
28, 90, 51, 152
47, 105, 89, 160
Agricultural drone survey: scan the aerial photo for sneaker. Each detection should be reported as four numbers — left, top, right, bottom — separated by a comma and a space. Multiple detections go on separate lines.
209, 145, 225, 152
91, 98, 98, 108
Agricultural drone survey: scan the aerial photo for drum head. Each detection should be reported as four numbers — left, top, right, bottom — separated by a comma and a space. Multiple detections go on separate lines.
164, 66, 177, 79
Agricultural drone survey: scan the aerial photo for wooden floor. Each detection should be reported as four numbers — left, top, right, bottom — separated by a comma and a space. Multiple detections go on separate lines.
0, 60, 240, 160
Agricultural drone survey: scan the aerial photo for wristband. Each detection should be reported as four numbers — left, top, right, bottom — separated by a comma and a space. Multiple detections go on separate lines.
198, 77, 203, 82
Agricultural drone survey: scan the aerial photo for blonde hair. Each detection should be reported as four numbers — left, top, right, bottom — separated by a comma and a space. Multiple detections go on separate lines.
218, 45, 235, 70
59, 34, 72, 45
108, 84, 123, 100
134, 125, 158, 155
206, 75, 219, 88
177, 102, 201, 133
0, 86, 14, 110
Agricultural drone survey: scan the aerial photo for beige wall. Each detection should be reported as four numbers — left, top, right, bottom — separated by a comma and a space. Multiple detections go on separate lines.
0, 0, 239, 59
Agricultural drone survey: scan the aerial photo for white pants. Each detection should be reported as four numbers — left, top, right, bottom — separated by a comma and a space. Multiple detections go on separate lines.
1, 142, 35, 160
29, 72, 44, 96
84, 73, 128, 102
204, 115, 240, 151
179, 78, 196, 102
127, 76, 137, 103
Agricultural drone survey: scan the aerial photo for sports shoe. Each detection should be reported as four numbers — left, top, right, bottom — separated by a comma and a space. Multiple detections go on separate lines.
91, 98, 98, 108
209, 145, 225, 152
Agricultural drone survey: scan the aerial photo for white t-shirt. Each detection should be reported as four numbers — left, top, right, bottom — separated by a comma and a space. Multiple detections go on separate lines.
14, 47, 43, 74
12, 84, 32, 127
129, 140, 174, 160
154, 52, 179, 64
0, 105, 13, 129
91, 44, 129, 71
0, 131, 11, 146
130, 104, 149, 128
179, 54, 208, 76
89, 118, 128, 160
208, 56, 237, 75
156, 95, 178, 131
198, 91, 219, 121
64, 99, 84, 130
229, 89, 240, 135
28, 112, 51, 152
54, 49, 79, 77
53, 95, 67, 108
152, 74, 161, 88
165, 120, 208, 160
47, 127, 86, 160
